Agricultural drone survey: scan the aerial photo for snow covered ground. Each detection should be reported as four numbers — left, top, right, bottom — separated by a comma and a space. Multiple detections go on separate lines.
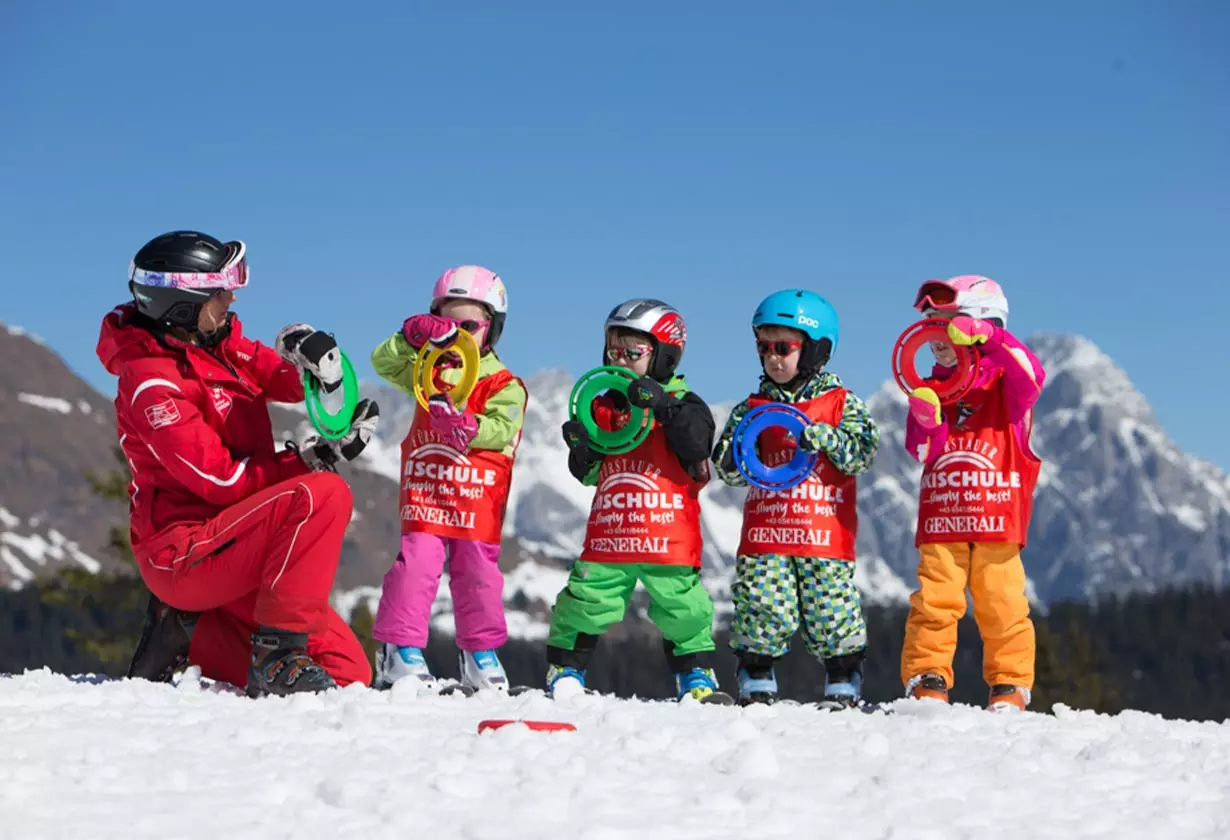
2, 671, 1228, 840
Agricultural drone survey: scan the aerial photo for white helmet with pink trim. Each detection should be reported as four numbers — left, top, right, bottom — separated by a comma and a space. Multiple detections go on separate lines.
431, 265, 509, 347
913, 274, 1009, 327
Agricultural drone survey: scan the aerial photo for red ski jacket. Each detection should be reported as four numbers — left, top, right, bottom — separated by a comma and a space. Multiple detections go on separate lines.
96, 304, 310, 559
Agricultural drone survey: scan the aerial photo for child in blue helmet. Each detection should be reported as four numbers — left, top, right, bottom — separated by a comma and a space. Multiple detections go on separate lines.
711, 290, 880, 708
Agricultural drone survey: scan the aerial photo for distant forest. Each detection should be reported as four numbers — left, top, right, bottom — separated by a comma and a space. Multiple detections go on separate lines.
3, 450, 1227, 721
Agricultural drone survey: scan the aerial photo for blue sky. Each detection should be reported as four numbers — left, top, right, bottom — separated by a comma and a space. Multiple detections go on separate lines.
3, 2, 1228, 468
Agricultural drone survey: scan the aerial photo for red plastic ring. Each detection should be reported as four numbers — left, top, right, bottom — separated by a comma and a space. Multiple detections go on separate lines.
891, 319, 980, 405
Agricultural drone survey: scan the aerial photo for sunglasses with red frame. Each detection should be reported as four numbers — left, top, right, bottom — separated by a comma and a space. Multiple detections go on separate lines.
606, 344, 654, 363
756, 339, 803, 357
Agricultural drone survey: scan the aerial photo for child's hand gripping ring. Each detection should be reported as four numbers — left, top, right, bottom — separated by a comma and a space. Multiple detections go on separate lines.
732, 403, 818, 491
304, 349, 360, 441
413, 329, 481, 412
568, 366, 653, 455
890, 319, 981, 406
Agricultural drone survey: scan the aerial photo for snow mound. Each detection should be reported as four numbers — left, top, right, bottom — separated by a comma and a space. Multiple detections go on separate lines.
2, 671, 1228, 839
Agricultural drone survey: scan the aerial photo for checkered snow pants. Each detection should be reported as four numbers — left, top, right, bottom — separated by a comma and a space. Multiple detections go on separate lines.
729, 555, 866, 660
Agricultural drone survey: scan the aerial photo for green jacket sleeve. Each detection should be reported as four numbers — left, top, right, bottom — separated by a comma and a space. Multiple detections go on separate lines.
710, 398, 751, 486
370, 333, 420, 398
578, 458, 602, 487
473, 377, 527, 454
802, 390, 881, 476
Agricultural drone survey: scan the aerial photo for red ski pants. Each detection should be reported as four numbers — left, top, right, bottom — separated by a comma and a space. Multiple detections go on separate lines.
138, 473, 371, 687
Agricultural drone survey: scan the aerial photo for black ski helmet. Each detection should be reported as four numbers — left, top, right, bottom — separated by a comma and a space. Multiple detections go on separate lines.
128, 231, 247, 331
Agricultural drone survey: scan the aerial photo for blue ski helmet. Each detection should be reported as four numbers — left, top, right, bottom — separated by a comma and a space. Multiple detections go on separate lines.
751, 289, 839, 372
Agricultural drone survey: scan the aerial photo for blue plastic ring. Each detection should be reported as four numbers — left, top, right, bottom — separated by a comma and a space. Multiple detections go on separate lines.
732, 403, 818, 491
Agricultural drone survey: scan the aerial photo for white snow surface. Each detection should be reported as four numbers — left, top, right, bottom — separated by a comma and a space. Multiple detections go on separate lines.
2, 670, 1228, 840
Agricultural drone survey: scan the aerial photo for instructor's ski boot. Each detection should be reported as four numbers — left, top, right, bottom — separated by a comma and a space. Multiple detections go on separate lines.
546, 664, 589, 700
126, 593, 198, 684
374, 643, 437, 691
676, 667, 734, 705
736, 666, 779, 706
460, 649, 509, 693
246, 629, 337, 698
905, 673, 950, 703
988, 684, 1030, 713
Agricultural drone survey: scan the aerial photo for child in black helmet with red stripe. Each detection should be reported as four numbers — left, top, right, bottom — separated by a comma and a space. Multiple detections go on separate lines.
548, 298, 730, 703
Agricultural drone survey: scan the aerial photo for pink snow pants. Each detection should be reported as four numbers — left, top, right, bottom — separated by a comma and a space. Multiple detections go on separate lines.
372, 532, 507, 651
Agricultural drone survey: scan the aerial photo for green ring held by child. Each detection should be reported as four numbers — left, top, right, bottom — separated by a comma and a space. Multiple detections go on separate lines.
303, 349, 360, 440
568, 366, 687, 455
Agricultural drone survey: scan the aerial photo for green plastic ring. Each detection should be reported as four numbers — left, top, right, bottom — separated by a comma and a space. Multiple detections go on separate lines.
303, 350, 359, 441
568, 366, 652, 455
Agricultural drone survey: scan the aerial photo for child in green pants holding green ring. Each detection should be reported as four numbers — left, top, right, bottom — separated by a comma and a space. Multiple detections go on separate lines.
547, 298, 731, 703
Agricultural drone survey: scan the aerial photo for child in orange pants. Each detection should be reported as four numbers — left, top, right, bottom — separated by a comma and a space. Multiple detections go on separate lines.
900, 275, 1046, 712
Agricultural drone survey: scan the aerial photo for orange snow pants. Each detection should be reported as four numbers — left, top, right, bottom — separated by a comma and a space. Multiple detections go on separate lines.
900, 541, 1035, 691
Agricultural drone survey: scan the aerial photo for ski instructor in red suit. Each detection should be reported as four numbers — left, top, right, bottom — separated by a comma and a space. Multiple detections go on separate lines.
96, 230, 380, 697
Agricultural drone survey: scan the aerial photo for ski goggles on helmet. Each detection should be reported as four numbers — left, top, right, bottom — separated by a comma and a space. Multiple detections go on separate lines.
913, 280, 961, 313
756, 339, 803, 358
128, 241, 249, 292
605, 344, 653, 363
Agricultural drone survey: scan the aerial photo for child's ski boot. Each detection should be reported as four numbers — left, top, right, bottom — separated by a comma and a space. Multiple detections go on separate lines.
905, 673, 950, 703
374, 643, 437, 692
459, 649, 509, 694
988, 684, 1030, 713
817, 652, 865, 711
817, 670, 863, 711
676, 667, 735, 705
546, 664, 590, 700
246, 629, 337, 698
736, 665, 779, 706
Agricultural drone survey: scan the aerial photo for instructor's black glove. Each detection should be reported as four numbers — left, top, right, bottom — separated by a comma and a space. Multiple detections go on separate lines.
298, 398, 380, 471
276, 323, 344, 393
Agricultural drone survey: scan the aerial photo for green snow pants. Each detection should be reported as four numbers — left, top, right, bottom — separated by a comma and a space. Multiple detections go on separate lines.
546, 561, 716, 672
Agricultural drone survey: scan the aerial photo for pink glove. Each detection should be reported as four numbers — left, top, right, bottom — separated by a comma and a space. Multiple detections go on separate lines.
428, 395, 478, 452
908, 387, 943, 430
402, 314, 458, 349
947, 315, 994, 347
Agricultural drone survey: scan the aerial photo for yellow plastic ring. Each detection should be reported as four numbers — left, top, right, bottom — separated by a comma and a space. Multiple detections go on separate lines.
413, 329, 480, 411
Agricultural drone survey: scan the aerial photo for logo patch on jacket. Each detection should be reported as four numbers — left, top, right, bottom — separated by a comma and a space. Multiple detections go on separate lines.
144, 398, 181, 429
210, 386, 234, 419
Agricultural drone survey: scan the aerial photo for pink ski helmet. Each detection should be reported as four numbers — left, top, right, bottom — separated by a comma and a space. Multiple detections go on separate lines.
913, 274, 1009, 327
430, 265, 508, 347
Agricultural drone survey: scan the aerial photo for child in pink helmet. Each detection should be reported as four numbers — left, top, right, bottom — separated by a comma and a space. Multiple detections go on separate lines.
901, 274, 1046, 712
370, 265, 528, 693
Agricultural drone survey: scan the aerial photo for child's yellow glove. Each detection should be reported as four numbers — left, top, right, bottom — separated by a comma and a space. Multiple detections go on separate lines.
908, 386, 943, 430
946, 315, 994, 346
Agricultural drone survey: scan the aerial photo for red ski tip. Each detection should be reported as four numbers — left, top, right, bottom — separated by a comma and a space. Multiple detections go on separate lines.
477, 719, 577, 734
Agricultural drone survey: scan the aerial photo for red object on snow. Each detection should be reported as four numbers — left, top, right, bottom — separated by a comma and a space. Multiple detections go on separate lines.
477, 719, 577, 733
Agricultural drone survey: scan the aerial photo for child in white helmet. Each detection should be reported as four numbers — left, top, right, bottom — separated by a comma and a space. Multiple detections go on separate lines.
369, 265, 528, 694
902, 274, 1046, 712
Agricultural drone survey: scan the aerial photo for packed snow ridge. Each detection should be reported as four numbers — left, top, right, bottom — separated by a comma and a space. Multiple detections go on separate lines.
1, 670, 1228, 840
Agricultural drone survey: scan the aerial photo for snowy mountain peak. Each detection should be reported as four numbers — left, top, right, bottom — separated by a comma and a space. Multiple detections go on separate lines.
1029, 332, 1155, 426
